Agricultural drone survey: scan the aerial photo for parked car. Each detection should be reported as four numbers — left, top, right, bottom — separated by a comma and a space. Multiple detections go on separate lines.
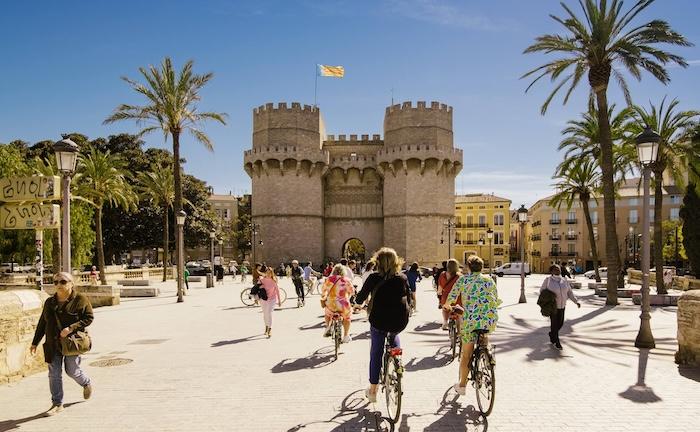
584, 267, 608, 279
186, 263, 208, 276
493, 262, 530, 277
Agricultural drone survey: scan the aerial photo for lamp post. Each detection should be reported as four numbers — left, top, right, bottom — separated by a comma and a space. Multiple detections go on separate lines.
208, 230, 215, 288
517, 204, 528, 303
176, 210, 186, 303
486, 227, 494, 275
249, 222, 260, 262
634, 125, 660, 349
53, 137, 79, 273
441, 218, 457, 260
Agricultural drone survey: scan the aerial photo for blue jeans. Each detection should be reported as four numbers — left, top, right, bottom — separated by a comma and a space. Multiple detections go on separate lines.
48, 353, 91, 405
369, 326, 400, 385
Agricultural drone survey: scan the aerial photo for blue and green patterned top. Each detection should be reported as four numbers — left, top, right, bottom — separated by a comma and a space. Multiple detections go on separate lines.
447, 272, 502, 342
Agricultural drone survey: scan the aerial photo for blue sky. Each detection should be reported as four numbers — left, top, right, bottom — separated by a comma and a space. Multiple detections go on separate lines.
1, 0, 699, 206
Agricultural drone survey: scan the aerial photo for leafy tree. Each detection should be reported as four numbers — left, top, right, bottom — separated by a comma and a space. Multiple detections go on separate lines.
104, 57, 227, 300
631, 98, 699, 293
76, 147, 136, 284
522, 0, 691, 302
182, 174, 217, 251
662, 220, 685, 264
680, 183, 700, 274
136, 165, 174, 281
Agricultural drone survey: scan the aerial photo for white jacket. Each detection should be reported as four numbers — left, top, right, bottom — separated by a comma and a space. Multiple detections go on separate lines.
540, 276, 579, 309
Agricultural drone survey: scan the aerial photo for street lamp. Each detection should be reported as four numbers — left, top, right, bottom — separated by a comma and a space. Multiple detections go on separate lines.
208, 230, 215, 288
517, 204, 528, 303
176, 210, 186, 303
249, 222, 261, 262
442, 218, 457, 260
53, 137, 79, 273
486, 227, 494, 275
634, 125, 660, 349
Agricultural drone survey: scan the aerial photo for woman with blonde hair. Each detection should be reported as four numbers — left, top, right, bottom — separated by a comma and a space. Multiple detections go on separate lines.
354, 247, 411, 402
320, 264, 355, 342
258, 265, 282, 338
437, 259, 462, 330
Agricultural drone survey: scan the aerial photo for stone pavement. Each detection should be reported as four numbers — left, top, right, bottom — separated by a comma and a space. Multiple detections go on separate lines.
0, 274, 697, 432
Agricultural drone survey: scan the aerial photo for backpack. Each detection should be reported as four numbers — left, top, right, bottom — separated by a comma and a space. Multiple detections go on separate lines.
537, 288, 557, 317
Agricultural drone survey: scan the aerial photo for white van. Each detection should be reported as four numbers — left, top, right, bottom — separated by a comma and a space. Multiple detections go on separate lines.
494, 262, 530, 277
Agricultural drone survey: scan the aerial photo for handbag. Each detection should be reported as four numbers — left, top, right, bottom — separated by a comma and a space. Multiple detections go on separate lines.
52, 305, 91, 356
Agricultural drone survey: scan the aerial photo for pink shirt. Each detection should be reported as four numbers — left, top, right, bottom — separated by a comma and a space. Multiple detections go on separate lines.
259, 277, 280, 302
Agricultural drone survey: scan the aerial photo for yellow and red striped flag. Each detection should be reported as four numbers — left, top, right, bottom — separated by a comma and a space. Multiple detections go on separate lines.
317, 64, 345, 78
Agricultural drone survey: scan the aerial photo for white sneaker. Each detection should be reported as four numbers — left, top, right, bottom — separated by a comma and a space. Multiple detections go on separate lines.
441, 323, 448, 330
342, 335, 351, 343
453, 383, 466, 396
365, 389, 377, 403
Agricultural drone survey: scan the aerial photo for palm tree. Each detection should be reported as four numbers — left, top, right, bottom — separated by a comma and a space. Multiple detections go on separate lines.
522, 0, 691, 304
136, 166, 175, 282
76, 147, 136, 285
104, 57, 227, 300
631, 98, 700, 293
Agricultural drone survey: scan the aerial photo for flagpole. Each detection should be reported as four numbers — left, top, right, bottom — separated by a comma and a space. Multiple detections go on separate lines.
314, 64, 318, 107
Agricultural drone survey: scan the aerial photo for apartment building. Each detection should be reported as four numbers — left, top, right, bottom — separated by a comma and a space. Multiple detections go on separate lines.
528, 178, 683, 273
186, 192, 247, 262
453, 194, 512, 268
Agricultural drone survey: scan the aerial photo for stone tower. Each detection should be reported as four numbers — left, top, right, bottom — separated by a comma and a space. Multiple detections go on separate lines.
379, 101, 463, 264
243, 102, 328, 264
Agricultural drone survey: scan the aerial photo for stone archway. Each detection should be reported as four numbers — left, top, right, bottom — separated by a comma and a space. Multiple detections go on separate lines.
342, 238, 366, 262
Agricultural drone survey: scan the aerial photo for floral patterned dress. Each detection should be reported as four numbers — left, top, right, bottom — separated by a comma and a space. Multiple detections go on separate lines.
321, 274, 355, 321
446, 272, 502, 343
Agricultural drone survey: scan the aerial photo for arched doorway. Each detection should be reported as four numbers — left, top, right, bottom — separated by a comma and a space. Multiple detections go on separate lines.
342, 238, 366, 262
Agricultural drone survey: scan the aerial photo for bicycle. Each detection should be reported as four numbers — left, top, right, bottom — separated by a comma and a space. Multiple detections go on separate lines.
378, 333, 404, 424
304, 276, 322, 296
330, 312, 343, 361
240, 286, 287, 307
447, 308, 462, 361
467, 329, 496, 416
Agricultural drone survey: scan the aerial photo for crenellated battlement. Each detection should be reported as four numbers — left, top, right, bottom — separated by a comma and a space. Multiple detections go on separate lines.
253, 102, 318, 115
324, 134, 383, 146
385, 101, 452, 115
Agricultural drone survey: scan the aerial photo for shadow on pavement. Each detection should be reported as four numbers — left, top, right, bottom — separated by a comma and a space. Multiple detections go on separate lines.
619, 348, 662, 403
0, 402, 85, 432
299, 321, 326, 331
286, 390, 382, 431
404, 346, 452, 371
678, 366, 700, 382
211, 335, 265, 347
414, 322, 441, 332
272, 347, 336, 373
396, 387, 488, 431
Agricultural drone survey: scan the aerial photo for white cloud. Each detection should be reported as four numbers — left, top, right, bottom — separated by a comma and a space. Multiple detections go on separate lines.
385, 0, 505, 31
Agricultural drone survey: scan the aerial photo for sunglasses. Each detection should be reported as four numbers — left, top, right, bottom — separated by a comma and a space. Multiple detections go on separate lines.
54, 279, 70, 285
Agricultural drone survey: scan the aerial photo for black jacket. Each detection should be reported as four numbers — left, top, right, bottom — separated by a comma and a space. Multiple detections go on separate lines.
537, 289, 557, 317
32, 290, 94, 362
355, 273, 410, 333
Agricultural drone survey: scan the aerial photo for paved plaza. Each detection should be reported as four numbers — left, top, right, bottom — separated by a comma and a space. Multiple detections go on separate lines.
0, 275, 697, 432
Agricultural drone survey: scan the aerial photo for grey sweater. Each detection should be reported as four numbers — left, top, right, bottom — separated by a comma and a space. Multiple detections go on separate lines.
540, 276, 579, 309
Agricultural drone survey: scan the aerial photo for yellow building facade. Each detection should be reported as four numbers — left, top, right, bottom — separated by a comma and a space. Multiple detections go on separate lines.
452, 194, 512, 268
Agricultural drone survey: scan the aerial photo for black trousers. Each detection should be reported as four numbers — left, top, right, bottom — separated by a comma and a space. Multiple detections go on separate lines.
549, 308, 565, 343
293, 278, 304, 301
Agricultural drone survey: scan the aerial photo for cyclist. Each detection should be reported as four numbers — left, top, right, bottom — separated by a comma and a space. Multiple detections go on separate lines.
303, 261, 321, 293
320, 264, 354, 343
437, 259, 462, 330
239, 262, 249, 283
443, 255, 501, 396
354, 247, 411, 403
290, 260, 305, 307
403, 262, 422, 313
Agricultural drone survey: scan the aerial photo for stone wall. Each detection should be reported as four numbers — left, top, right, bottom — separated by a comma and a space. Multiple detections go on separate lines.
0, 290, 48, 384
676, 290, 700, 367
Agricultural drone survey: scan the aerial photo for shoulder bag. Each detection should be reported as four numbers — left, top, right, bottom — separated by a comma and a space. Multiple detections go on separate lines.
52, 303, 92, 356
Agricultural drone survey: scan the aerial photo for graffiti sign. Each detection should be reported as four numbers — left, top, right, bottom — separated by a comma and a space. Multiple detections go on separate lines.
0, 175, 61, 202
0, 203, 60, 229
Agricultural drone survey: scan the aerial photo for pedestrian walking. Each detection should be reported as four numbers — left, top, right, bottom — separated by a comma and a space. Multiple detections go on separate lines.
437, 259, 462, 330
240, 262, 249, 283
30, 272, 94, 416
184, 267, 190, 290
540, 264, 581, 350
89, 266, 98, 286
353, 247, 411, 403
258, 265, 282, 338
404, 262, 422, 313
291, 259, 305, 307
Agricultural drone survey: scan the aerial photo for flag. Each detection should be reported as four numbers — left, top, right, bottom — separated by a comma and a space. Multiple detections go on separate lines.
318, 64, 345, 78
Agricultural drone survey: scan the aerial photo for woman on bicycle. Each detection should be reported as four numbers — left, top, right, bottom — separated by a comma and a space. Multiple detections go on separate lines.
437, 259, 462, 330
320, 264, 355, 343
258, 265, 281, 338
443, 255, 501, 396
354, 247, 411, 403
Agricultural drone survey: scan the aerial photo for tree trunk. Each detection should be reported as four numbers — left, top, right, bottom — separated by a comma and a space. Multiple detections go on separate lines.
162, 205, 169, 282
594, 89, 620, 305
582, 198, 601, 282
653, 163, 666, 294
173, 131, 183, 302
95, 206, 107, 285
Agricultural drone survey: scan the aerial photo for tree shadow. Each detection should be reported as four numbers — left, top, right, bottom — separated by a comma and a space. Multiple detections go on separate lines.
404, 346, 452, 371
211, 335, 265, 347
422, 387, 488, 431
271, 347, 336, 373
353, 330, 371, 341
618, 348, 662, 403
286, 390, 383, 431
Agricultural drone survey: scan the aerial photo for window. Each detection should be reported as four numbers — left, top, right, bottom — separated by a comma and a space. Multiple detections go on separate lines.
670, 208, 680, 221
629, 209, 638, 224
589, 200, 597, 208
670, 195, 681, 204
495, 232, 505, 245
551, 212, 560, 221
591, 211, 598, 225
567, 211, 576, 221
568, 244, 576, 254
649, 209, 655, 221
478, 215, 486, 226
493, 214, 504, 226
629, 198, 639, 206
467, 232, 474, 243
593, 226, 598, 240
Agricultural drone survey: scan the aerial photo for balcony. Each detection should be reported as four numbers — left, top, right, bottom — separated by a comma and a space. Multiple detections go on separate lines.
566, 252, 577, 257
532, 221, 542, 227
549, 235, 561, 241
566, 234, 578, 240
531, 251, 541, 257
531, 234, 541, 241
565, 219, 578, 224
550, 219, 561, 225
550, 251, 561, 256
461, 223, 490, 229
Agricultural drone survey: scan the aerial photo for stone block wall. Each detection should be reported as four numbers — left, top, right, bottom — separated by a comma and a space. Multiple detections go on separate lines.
676, 290, 700, 367
0, 290, 48, 384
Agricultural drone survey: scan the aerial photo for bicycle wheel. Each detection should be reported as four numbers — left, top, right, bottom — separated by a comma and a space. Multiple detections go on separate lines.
475, 348, 496, 416
278, 288, 287, 305
333, 320, 341, 360
384, 357, 402, 424
449, 319, 457, 360
240, 288, 256, 307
